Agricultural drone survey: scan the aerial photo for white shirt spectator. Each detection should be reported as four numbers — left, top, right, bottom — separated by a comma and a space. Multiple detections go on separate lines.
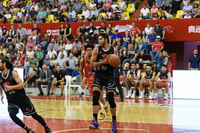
66, 56, 77, 68
58, 51, 67, 59
65, 43, 73, 51
69, 10, 76, 18
47, 50, 57, 59
17, 27, 26, 38
82, 9, 90, 19
16, 42, 24, 50
184, 14, 192, 19
31, 4, 38, 11
140, 8, 150, 17
89, 3, 96, 9
111, 3, 118, 10
17, 11, 23, 18
145, 26, 154, 35
119, 1, 126, 10
4, 13, 12, 19
91, 9, 99, 18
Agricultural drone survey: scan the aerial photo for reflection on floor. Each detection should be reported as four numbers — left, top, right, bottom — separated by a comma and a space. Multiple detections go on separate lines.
0, 95, 200, 133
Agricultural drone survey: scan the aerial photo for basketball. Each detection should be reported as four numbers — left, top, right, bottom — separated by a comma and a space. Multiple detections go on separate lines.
108, 54, 121, 67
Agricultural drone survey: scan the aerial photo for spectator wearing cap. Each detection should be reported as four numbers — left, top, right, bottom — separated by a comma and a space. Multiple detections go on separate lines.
188, 49, 200, 70
150, 35, 164, 61
17, 24, 26, 40
154, 21, 165, 40
113, 29, 122, 46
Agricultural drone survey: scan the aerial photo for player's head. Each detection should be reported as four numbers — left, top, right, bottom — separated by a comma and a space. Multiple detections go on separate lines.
56, 65, 61, 72
98, 33, 109, 47
146, 65, 152, 72
124, 62, 130, 69
85, 43, 94, 57
131, 63, 136, 70
161, 65, 167, 72
0, 57, 13, 71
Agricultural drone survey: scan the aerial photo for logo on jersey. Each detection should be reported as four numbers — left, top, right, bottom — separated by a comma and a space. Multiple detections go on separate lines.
4, 82, 11, 85
102, 54, 108, 58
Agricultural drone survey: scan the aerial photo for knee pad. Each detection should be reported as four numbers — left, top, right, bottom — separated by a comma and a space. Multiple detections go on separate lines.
92, 91, 100, 106
107, 92, 116, 108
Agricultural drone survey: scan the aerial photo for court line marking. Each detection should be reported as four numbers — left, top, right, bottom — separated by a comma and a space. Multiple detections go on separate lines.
53, 128, 145, 133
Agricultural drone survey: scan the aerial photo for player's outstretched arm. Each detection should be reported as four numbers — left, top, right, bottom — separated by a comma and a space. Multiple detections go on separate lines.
90, 47, 108, 68
4, 71, 24, 91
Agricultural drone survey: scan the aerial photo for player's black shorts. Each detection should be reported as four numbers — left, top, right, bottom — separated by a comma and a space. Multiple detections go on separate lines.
8, 96, 36, 116
92, 78, 115, 91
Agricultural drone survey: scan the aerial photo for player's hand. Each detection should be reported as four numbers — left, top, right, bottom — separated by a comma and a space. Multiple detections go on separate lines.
81, 82, 85, 89
104, 55, 110, 64
1, 96, 4, 104
4, 85, 12, 92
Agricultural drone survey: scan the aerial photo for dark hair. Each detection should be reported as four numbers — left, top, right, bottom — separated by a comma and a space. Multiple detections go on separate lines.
131, 62, 136, 65
0, 57, 13, 71
98, 33, 109, 41
163, 49, 168, 53
84, 43, 94, 50
162, 65, 167, 68
75, 64, 79, 67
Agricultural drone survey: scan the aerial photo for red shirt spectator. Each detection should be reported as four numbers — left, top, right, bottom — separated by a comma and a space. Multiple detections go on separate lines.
13, 53, 24, 68
103, 0, 112, 9
152, 36, 164, 51
130, 22, 141, 36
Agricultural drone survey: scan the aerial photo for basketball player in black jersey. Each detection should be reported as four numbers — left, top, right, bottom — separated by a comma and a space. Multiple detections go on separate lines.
0, 57, 52, 133
89, 33, 118, 133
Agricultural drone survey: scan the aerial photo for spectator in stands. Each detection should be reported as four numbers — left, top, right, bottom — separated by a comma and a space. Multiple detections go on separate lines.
26, 63, 38, 87
69, 8, 76, 19
37, 63, 52, 96
136, 39, 148, 56
140, 4, 150, 19
51, 65, 66, 96
59, 24, 65, 39
119, 0, 126, 11
31, 2, 38, 12
41, 32, 50, 50
32, 23, 41, 43
17, 44, 25, 58
113, 30, 122, 46
26, 47, 34, 59
48, 45, 57, 59
26, 36, 36, 50
17, 24, 26, 40
73, 0, 82, 13
103, 0, 112, 10
150, 35, 164, 61
57, 53, 67, 70
188, 49, 200, 70
0, 25, 8, 45
72, 64, 80, 77
60, 2, 67, 11
65, 52, 77, 75
89, 0, 96, 9
106, 8, 114, 19
17, 8, 23, 18
13, 16, 22, 23
43, 55, 50, 66
182, 1, 193, 15
30, 7, 37, 20
166, 3, 175, 19
151, 4, 159, 17
194, 9, 200, 18
79, 23, 87, 43
13, 53, 24, 68
154, 21, 165, 39
145, 23, 153, 35
72, 37, 82, 50
155, 52, 164, 71
35, 16, 43, 23
65, 39, 73, 53
5, 31, 14, 48
24, 56, 31, 78
87, 22, 96, 43
137, 13, 144, 20
162, 50, 171, 68
27, 17, 35, 23
10, 25, 16, 37
141, 31, 149, 53
119, 47, 128, 63
130, 22, 141, 37
82, 7, 90, 19
58, 46, 67, 59
111, 1, 118, 10
96, 0, 103, 10
148, 0, 155, 8
49, 54, 57, 70
192, 3, 199, 15
36, 46, 44, 67
113, 7, 122, 19
91, 7, 99, 20
110, 13, 119, 21
184, 12, 192, 19
7, 45, 16, 61
125, 44, 139, 63
47, 38, 57, 51
160, 12, 167, 19
156, 0, 165, 8
122, 30, 131, 49
65, 23, 73, 41
4, 10, 12, 20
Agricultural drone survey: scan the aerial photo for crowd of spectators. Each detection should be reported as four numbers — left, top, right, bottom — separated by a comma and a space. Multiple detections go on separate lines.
0, 0, 139, 24
139, 0, 200, 20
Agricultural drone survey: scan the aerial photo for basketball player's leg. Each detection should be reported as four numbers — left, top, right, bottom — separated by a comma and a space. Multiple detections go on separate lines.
50, 79, 57, 95
8, 104, 34, 132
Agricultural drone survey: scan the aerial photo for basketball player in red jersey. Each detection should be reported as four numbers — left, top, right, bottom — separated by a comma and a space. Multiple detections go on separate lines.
80, 43, 110, 120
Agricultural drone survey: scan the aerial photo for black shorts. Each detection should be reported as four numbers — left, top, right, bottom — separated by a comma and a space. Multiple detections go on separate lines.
8, 96, 36, 116
92, 78, 115, 91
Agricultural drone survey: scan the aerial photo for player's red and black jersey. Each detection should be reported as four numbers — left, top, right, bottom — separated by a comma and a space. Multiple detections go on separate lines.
93, 45, 115, 79
0, 70, 26, 102
159, 70, 169, 79
145, 71, 153, 79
